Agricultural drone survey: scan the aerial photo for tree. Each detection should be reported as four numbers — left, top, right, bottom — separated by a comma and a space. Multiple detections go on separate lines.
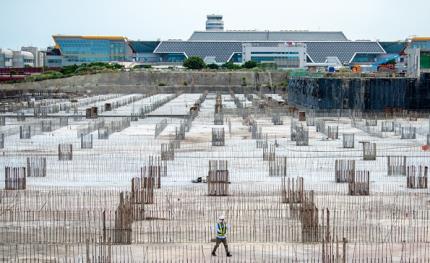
183, 56, 206, 70
221, 61, 241, 70
242, 60, 258, 69
207, 63, 219, 70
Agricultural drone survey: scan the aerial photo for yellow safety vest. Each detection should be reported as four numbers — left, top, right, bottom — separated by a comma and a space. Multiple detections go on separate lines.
217, 223, 227, 238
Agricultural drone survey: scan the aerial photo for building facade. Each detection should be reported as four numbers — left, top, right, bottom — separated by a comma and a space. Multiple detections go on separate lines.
154, 40, 385, 68
12, 51, 35, 67
0, 49, 13, 68
21, 46, 45, 67
129, 41, 161, 63
52, 35, 133, 66
242, 42, 307, 68
3, 14, 415, 71
406, 38, 430, 77
152, 16, 385, 68
44, 47, 63, 68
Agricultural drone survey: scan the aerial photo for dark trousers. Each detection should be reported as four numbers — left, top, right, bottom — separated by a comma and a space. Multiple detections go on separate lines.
212, 238, 229, 254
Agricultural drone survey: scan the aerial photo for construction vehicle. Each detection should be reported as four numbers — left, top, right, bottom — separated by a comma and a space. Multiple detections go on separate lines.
372, 54, 399, 72
351, 65, 361, 73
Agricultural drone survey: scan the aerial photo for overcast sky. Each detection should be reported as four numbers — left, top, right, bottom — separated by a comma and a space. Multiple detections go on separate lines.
1, 0, 429, 49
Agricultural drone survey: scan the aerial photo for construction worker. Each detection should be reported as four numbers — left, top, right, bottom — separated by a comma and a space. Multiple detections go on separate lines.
211, 215, 232, 257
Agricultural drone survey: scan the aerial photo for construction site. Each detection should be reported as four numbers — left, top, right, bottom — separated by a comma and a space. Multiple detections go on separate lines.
1, 71, 430, 262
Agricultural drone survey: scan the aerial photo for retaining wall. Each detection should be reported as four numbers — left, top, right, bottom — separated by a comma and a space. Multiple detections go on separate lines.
288, 77, 428, 111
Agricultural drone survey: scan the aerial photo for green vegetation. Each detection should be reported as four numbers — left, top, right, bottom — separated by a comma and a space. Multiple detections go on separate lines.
25, 62, 124, 82
183, 56, 206, 70
242, 61, 258, 69
26, 71, 65, 82
221, 62, 242, 70
182, 57, 265, 71
207, 63, 219, 70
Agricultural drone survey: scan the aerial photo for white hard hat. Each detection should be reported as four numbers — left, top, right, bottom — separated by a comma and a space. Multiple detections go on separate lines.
219, 215, 225, 220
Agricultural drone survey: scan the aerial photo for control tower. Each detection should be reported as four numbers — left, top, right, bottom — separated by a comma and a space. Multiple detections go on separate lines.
206, 14, 224, 31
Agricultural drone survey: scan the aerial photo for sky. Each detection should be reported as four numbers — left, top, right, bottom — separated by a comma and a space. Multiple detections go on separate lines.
1, 0, 430, 49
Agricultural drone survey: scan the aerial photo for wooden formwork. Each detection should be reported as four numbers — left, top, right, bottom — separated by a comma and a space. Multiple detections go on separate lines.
361, 142, 376, 161
381, 121, 394, 132
19, 125, 31, 139
26, 157, 47, 177
327, 126, 339, 140
387, 156, 407, 176
86, 107, 98, 119
104, 103, 112, 112
208, 160, 229, 196
342, 133, 354, 148
58, 144, 73, 161
335, 160, 355, 183
401, 127, 416, 139
4, 167, 26, 190
298, 111, 306, 122
406, 166, 428, 189
41, 120, 52, 132
348, 171, 370, 196
81, 134, 93, 149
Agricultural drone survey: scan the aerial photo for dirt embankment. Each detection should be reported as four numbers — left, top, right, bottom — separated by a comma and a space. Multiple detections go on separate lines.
0, 71, 288, 95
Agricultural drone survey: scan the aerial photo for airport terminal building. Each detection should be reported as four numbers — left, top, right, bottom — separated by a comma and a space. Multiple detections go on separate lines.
48, 15, 388, 69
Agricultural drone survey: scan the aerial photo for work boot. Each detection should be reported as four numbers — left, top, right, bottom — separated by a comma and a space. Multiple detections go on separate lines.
227, 253, 232, 257
212, 252, 216, 256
